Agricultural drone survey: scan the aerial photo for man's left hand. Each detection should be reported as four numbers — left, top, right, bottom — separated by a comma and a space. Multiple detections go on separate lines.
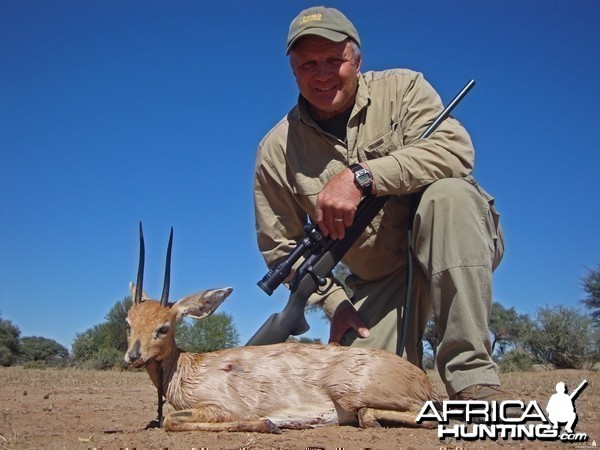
328, 301, 370, 344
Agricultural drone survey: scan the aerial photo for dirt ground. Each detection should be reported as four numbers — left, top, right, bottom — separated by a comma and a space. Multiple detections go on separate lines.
0, 366, 598, 449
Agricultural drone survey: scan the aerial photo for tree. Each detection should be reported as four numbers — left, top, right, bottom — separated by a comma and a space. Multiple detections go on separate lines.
498, 348, 537, 373
421, 302, 532, 361
72, 322, 123, 369
19, 336, 69, 366
524, 305, 597, 369
489, 302, 532, 356
176, 312, 240, 353
0, 315, 20, 366
581, 265, 600, 326
72, 296, 132, 369
101, 295, 132, 353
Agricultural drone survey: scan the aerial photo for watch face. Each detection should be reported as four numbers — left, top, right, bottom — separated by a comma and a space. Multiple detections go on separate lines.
355, 169, 372, 186
351, 164, 373, 195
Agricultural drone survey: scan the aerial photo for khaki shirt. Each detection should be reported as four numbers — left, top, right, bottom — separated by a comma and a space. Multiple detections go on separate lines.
254, 69, 475, 316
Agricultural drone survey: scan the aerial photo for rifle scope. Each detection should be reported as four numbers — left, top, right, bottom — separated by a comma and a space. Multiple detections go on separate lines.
257, 224, 326, 295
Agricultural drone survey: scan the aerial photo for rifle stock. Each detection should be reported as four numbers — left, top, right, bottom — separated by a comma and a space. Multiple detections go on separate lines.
248, 80, 475, 346
245, 299, 309, 346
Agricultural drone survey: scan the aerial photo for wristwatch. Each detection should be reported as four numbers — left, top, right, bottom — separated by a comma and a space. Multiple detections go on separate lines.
350, 163, 373, 197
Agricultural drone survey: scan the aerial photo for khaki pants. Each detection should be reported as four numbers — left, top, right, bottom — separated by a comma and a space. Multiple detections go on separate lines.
340, 177, 504, 395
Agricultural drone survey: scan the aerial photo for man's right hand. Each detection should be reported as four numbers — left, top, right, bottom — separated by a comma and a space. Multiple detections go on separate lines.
315, 167, 362, 240
328, 302, 370, 344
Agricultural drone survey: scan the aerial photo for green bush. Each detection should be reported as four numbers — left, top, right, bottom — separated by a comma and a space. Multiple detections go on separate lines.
175, 312, 240, 353
79, 347, 126, 371
525, 305, 595, 369
23, 360, 47, 370
498, 349, 536, 372
0, 316, 20, 366
0, 345, 15, 367
72, 296, 132, 369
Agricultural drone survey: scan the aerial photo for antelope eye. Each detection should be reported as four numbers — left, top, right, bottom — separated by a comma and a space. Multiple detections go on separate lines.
156, 324, 170, 335
125, 321, 132, 335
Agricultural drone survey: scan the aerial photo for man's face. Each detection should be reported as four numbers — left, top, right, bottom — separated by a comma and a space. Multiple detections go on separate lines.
290, 36, 361, 120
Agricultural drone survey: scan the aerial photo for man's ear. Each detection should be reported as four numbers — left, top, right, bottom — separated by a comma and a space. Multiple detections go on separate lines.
355, 52, 362, 73
352, 43, 362, 74
290, 59, 298, 78
172, 287, 233, 320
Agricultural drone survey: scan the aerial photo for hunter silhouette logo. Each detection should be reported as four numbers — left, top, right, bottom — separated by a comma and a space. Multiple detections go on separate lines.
416, 379, 590, 442
546, 380, 587, 434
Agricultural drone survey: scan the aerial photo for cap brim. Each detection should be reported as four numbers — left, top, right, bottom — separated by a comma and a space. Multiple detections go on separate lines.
286, 28, 349, 54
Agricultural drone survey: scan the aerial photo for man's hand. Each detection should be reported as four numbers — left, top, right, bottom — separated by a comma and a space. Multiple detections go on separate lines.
328, 302, 370, 344
316, 163, 373, 239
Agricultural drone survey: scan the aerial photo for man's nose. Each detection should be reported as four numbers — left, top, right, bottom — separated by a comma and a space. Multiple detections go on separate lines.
313, 63, 332, 79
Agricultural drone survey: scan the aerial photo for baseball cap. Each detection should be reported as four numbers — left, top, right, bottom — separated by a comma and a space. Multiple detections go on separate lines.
286, 6, 361, 55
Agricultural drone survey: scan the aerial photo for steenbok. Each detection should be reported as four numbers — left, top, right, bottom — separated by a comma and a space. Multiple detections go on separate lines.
124, 225, 435, 432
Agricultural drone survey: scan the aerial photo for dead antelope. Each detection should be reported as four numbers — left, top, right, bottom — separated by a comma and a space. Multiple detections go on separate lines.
124, 225, 435, 433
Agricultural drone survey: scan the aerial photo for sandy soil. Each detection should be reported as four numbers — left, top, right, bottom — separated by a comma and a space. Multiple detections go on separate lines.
0, 366, 598, 449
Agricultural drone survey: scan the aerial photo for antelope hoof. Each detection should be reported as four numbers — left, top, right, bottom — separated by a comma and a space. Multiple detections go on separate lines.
263, 419, 282, 434
358, 408, 382, 428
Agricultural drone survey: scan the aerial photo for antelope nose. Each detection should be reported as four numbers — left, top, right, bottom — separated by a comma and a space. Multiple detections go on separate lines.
127, 341, 141, 363
128, 351, 141, 363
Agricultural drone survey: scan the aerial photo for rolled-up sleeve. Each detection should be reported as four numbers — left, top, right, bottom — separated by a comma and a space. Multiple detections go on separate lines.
367, 73, 474, 196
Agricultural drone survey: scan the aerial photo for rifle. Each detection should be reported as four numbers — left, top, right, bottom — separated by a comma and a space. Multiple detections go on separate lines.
247, 80, 476, 347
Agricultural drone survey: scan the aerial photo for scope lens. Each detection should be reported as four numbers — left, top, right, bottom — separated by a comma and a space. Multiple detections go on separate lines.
257, 279, 274, 296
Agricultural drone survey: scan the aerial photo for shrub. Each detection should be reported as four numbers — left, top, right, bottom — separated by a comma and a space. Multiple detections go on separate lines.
525, 305, 595, 369
498, 349, 536, 372
79, 347, 126, 371
0, 345, 15, 367
0, 316, 20, 366
23, 360, 47, 370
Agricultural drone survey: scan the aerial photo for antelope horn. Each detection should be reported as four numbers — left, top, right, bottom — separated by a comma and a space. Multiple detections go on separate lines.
160, 227, 173, 306
135, 222, 145, 304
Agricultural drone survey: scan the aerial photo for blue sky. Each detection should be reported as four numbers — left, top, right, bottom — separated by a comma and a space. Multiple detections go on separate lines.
1, 0, 598, 350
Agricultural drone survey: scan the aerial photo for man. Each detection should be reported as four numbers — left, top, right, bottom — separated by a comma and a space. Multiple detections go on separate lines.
254, 6, 507, 402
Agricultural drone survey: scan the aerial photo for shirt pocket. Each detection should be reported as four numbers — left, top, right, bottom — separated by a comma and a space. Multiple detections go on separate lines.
362, 121, 403, 160
291, 160, 346, 196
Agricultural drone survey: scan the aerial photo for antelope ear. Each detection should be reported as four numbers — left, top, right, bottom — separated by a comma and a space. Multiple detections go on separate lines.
172, 287, 233, 320
129, 282, 151, 301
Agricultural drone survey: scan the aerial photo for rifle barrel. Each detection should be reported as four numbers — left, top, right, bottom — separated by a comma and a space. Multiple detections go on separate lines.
420, 80, 475, 139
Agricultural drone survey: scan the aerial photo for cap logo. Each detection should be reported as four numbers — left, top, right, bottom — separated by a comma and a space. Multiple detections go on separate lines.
298, 13, 322, 25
